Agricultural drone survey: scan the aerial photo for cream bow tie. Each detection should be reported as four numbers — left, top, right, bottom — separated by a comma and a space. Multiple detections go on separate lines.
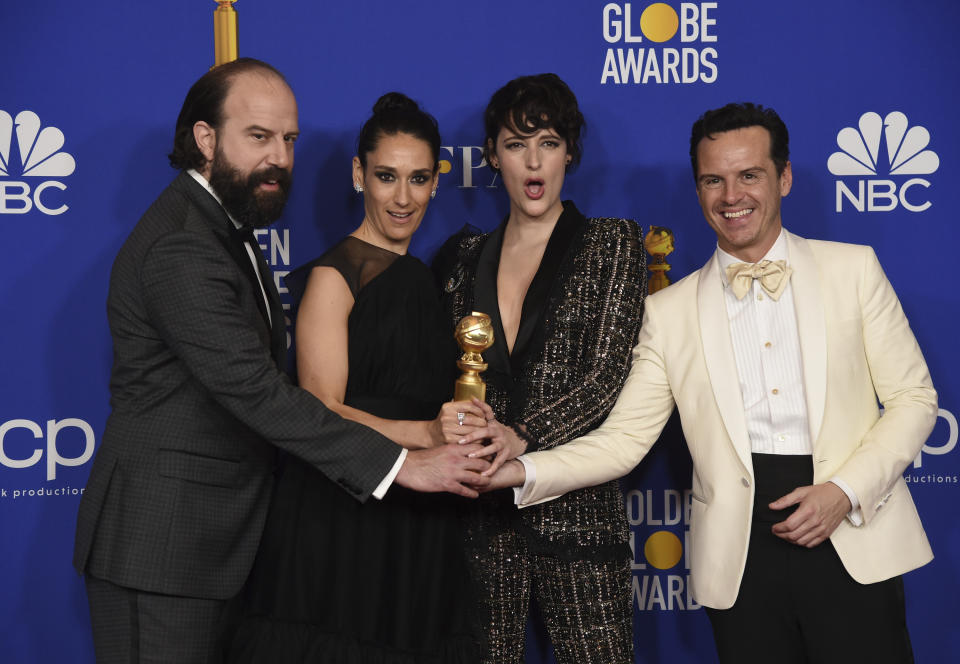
725, 259, 793, 301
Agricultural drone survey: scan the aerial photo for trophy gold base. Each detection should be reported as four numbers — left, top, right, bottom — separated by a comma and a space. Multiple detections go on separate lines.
454, 375, 486, 402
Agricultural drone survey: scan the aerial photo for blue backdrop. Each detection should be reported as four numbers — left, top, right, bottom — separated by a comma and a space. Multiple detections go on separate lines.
2, 1, 957, 661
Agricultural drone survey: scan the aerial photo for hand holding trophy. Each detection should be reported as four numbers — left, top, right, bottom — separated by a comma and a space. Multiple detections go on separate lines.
432, 313, 493, 446
449, 313, 528, 475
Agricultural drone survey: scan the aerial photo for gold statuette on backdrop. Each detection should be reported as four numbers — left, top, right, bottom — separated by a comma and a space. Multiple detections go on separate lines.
213, 1, 239, 67
644, 226, 675, 294
454, 312, 494, 402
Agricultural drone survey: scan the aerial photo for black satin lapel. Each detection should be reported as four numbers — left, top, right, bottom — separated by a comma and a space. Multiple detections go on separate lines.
252, 246, 288, 371
228, 237, 272, 328
475, 222, 512, 378
510, 201, 586, 370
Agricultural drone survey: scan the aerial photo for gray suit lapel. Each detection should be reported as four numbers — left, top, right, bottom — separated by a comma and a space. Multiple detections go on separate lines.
173, 173, 285, 368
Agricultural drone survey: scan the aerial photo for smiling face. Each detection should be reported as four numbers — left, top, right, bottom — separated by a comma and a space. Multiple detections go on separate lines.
352, 131, 438, 254
489, 125, 571, 225
695, 126, 792, 263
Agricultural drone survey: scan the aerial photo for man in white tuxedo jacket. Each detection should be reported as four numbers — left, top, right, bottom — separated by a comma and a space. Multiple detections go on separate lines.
477, 103, 936, 663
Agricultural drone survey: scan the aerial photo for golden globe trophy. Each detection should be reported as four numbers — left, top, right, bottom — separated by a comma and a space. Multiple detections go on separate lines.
644, 226, 674, 294
213, 1, 239, 67
454, 312, 494, 402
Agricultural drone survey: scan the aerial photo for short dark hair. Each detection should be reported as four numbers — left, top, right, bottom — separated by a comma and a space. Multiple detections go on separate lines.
168, 58, 288, 171
356, 92, 442, 172
483, 73, 585, 172
689, 102, 790, 179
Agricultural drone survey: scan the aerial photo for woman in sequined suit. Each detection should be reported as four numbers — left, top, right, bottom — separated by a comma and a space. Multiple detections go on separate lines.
435, 74, 646, 664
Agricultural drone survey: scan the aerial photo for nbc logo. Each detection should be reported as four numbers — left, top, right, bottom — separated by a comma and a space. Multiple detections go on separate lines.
827, 111, 938, 213
0, 110, 76, 216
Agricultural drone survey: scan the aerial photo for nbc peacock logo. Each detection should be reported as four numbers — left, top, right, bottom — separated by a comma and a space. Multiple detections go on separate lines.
827, 111, 938, 213
0, 110, 76, 216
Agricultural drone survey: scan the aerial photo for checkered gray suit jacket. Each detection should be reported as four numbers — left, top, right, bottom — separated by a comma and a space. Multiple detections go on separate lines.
73, 172, 400, 599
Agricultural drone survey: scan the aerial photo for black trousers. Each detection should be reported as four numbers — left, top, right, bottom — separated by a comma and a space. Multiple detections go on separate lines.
706, 454, 914, 664
85, 575, 240, 664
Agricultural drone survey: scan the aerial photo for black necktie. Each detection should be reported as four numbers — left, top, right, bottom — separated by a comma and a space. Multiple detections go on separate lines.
232, 224, 258, 247
232, 225, 273, 327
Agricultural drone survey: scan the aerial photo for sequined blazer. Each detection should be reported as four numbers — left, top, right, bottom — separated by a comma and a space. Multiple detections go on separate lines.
437, 201, 647, 559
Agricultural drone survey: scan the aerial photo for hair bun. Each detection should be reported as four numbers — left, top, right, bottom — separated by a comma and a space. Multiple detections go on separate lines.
356, 92, 441, 170
372, 92, 419, 116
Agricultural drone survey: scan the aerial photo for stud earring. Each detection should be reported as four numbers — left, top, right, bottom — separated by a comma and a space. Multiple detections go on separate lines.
354, 182, 363, 193
430, 187, 437, 199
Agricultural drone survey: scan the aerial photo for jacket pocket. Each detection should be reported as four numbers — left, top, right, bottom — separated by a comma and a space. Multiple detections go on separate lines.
156, 448, 241, 488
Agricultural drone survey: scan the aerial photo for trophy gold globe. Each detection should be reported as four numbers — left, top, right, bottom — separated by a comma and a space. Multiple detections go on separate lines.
454, 312, 494, 401
644, 226, 675, 294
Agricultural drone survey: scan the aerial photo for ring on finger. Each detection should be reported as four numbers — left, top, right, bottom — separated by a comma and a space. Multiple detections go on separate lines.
457, 412, 465, 426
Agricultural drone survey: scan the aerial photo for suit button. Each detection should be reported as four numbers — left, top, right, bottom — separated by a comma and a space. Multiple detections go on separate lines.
741, 477, 750, 487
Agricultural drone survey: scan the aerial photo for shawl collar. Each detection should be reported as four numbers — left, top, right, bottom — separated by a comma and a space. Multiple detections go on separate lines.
697, 250, 753, 475
474, 223, 511, 379
475, 201, 586, 376
784, 230, 826, 447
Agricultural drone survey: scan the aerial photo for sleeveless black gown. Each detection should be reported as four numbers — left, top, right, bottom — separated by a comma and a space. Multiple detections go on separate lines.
230, 236, 480, 663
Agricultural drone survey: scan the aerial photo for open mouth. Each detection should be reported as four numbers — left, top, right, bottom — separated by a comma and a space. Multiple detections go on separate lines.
524, 178, 545, 200
251, 166, 291, 194
388, 210, 414, 222
722, 208, 753, 219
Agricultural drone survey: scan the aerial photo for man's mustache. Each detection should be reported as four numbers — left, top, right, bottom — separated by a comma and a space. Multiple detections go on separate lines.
249, 166, 292, 192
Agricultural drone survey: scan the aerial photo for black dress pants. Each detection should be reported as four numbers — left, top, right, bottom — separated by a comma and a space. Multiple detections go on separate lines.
705, 454, 914, 664
85, 574, 240, 663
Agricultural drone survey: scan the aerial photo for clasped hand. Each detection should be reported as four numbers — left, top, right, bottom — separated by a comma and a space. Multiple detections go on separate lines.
400, 399, 525, 499
437, 398, 528, 481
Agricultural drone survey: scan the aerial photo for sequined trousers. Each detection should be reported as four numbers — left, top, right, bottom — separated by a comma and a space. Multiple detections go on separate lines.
464, 497, 633, 664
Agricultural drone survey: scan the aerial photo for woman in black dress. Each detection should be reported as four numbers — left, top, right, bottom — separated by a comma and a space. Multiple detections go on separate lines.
230, 93, 480, 663
436, 74, 646, 663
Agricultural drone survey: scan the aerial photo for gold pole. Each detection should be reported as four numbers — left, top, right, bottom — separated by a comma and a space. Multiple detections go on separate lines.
213, 1, 239, 67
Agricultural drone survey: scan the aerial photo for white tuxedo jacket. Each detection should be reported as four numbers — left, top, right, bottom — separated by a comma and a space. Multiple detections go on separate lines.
521, 230, 936, 609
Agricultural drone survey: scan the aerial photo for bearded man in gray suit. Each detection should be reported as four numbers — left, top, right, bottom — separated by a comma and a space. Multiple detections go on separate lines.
73, 58, 489, 663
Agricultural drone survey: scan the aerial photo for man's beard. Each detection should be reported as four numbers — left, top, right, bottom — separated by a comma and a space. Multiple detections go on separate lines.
207, 148, 293, 229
